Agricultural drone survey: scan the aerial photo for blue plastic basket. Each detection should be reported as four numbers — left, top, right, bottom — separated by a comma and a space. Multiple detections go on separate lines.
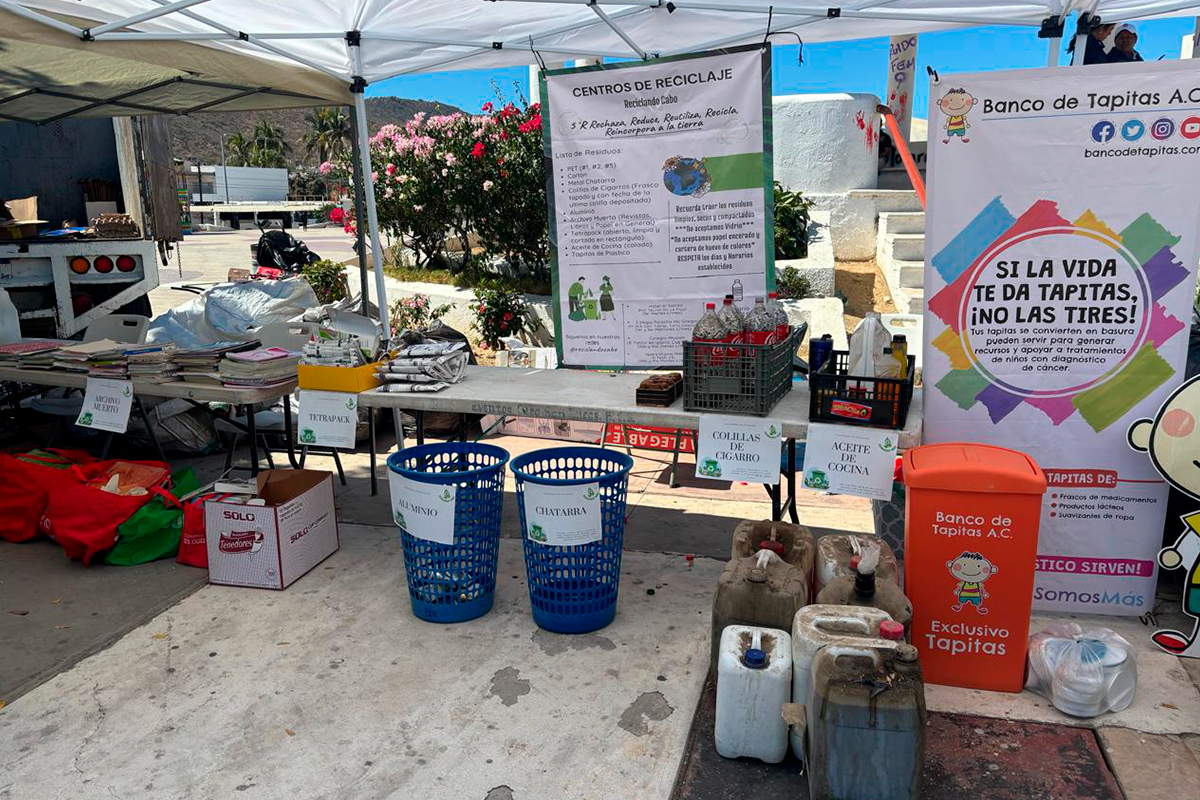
510, 446, 634, 633
387, 442, 509, 623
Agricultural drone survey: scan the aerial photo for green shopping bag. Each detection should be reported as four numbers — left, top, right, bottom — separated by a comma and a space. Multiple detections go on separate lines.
105, 468, 201, 566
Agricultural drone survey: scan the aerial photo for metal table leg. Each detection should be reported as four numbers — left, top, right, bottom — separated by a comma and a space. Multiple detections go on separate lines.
245, 404, 259, 478
135, 397, 168, 464
415, 409, 425, 446
282, 394, 300, 468
368, 410, 378, 496
786, 438, 799, 524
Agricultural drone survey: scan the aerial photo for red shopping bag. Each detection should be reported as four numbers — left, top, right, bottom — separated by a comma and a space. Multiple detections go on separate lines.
0, 448, 96, 543
177, 492, 233, 569
40, 460, 171, 565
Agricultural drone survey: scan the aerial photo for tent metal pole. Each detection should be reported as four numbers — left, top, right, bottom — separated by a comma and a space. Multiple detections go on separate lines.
95, 31, 346, 40
0, 0, 83, 36
662, 0, 898, 57
590, 3, 649, 58
87, 0, 216, 37
347, 103, 372, 317
1072, 0, 1102, 65
375, 4, 649, 81
139, 0, 350, 81
352, 85, 389, 331
359, 33, 626, 59
1045, 0, 1071, 66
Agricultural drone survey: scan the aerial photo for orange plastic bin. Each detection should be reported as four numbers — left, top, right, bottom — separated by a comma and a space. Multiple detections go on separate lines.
903, 443, 1047, 692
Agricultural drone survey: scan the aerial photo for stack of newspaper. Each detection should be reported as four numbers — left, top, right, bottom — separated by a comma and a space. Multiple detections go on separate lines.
375, 340, 468, 393
218, 346, 300, 388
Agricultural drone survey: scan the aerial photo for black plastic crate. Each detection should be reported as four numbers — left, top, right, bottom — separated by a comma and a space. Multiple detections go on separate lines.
809, 349, 916, 429
683, 329, 797, 416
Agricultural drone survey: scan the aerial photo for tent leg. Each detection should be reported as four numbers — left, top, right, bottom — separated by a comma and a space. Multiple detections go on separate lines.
347, 104, 372, 317
351, 89, 390, 338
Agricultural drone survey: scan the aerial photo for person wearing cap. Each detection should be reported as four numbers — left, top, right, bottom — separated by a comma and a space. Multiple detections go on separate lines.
1108, 24, 1144, 62
1067, 20, 1116, 64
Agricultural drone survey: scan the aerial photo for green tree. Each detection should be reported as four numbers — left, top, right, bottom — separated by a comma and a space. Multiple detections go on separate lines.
304, 107, 351, 164
225, 132, 252, 167
248, 119, 291, 169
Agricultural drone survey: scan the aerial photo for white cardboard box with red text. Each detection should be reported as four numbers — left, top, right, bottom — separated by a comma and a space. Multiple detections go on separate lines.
205, 470, 339, 589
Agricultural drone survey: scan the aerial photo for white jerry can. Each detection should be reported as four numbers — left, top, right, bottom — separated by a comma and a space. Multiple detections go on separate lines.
715, 625, 792, 763
790, 605, 902, 760
814, 534, 900, 596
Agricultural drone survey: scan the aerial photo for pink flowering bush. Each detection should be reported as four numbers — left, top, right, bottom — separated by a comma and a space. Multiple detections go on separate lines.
327, 100, 548, 279
390, 292, 453, 336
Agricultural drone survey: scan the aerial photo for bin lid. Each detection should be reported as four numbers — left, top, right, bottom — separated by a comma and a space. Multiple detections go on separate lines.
903, 442, 1046, 494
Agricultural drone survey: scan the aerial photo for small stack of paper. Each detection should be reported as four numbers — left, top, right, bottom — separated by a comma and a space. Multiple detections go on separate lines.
174, 341, 258, 385
0, 339, 70, 368
218, 346, 300, 388
127, 346, 178, 383
53, 339, 126, 376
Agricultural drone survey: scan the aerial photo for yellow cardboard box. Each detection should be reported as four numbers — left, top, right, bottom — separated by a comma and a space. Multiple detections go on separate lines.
297, 361, 383, 393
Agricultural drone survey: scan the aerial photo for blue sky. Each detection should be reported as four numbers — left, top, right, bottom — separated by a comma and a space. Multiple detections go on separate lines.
369, 18, 1196, 120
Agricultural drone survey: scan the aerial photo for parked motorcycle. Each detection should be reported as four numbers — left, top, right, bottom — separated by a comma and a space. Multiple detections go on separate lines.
250, 221, 320, 279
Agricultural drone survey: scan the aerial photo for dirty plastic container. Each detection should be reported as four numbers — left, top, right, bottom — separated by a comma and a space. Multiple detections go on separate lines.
806, 644, 926, 800
816, 533, 900, 595
715, 625, 792, 763
903, 443, 1047, 692
815, 546, 913, 629
387, 442, 509, 623
731, 519, 814, 581
789, 605, 898, 759
510, 446, 633, 633
711, 549, 808, 673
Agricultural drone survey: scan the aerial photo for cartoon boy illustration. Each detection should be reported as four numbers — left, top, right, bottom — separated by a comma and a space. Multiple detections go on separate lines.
948, 551, 999, 613
937, 88, 977, 144
1129, 375, 1200, 657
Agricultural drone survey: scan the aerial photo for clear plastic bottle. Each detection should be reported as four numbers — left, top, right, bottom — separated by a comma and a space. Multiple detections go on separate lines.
717, 294, 746, 356
746, 296, 777, 346
693, 301, 726, 367
767, 291, 789, 342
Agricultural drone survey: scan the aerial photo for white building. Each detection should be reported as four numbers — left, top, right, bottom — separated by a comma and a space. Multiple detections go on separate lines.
184, 164, 289, 203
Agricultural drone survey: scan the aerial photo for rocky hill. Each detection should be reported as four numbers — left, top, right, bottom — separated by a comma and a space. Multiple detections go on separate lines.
168, 96, 463, 166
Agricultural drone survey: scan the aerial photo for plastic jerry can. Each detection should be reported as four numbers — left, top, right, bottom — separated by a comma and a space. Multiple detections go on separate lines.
715, 625, 792, 763
731, 519, 814, 582
816, 545, 913, 629
790, 605, 900, 759
903, 443, 1046, 692
816, 534, 900, 595
711, 550, 808, 673
806, 644, 926, 800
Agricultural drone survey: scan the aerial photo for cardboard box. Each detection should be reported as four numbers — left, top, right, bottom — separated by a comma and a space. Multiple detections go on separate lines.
205, 469, 339, 589
297, 360, 382, 393
0, 197, 47, 241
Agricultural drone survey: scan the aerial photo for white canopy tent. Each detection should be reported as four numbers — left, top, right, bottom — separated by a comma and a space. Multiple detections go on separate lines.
5, 0, 1200, 324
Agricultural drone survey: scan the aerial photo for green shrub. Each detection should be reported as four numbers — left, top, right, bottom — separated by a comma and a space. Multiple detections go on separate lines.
390, 293, 453, 336
471, 287, 534, 350
300, 259, 349, 304
774, 182, 812, 260
776, 266, 811, 300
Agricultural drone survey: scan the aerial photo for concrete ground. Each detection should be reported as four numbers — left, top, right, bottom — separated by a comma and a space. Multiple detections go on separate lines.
150, 228, 356, 316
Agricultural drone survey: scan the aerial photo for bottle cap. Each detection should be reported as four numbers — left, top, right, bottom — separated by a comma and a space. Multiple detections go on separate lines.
879, 620, 905, 641
758, 539, 785, 556
896, 644, 919, 663
768, 291, 778, 298
705, 302, 715, 309
850, 555, 861, 570
743, 648, 767, 669
893, 334, 907, 342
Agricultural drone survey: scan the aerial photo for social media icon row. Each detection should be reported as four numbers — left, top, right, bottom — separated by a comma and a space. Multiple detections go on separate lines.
1091, 117, 1200, 143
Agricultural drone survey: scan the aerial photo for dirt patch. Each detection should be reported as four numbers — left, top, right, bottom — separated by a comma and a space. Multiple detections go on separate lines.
488, 667, 531, 707
618, 691, 674, 736
836, 260, 896, 333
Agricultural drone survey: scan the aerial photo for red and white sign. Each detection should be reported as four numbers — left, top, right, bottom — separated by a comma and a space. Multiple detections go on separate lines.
603, 424, 695, 454
205, 470, 339, 589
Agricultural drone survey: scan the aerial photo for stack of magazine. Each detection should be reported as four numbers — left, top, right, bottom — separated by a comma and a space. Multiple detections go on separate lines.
173, 341, 259, 385
218, 346, 300, 388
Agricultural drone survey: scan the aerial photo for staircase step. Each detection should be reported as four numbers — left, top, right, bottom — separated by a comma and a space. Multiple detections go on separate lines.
897, 260, 925, 289
887, 233, 926, 263
880, 211, 926, 235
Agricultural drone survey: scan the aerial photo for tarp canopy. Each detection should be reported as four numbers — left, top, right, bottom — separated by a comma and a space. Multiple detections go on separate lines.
0, 9, 350, 124
5, 0, 1200, 94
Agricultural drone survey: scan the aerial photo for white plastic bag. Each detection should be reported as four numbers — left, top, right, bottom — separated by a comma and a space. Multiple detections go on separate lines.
1026, 623, 1137, 718
846, 312, 891, 388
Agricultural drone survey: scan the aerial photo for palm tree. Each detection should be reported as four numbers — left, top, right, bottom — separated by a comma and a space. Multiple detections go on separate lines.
249, 119, 291, 169
225, 132, 252, 167
304, 107, 351, 164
